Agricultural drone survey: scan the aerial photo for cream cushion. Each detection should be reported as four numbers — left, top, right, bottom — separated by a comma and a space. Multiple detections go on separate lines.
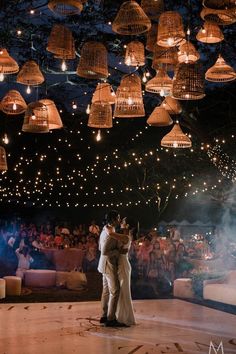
3, 276, 22, 296
25, 269, 56, 287
174, 278, 194, 298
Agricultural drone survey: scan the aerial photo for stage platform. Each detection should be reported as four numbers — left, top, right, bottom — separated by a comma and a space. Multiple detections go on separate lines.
0, 299, 235, 354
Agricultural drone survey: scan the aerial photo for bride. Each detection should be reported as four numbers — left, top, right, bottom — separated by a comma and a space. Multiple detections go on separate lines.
106, 217, 136, 326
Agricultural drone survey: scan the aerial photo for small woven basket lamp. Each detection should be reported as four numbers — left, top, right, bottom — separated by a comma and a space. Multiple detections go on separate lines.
88, 103, 113, 128
160, 96, 182, 114
203, 0, 236, 8
0, 146, 7, 171
172, 63, 205, 100
205, 54, 236, 82
125, 41, 145, 67
196, 22, 224, 43
48, 0, 85, 15
47, 25, 75, 59
147, 107, 173, 127
38, 99, 63, 129
146, 25, 158, 52
92, 83, 116, 105
152, 45, 178, 71
22, 102, 49, 133
161, 123, 192, 148
157, 11, 185, 47
146, 68, 172, 96
112, 0, 151, 35
1, 90, 27, 115
0, 49, 19, 75
114, 73, 145, 118
141, 0, 164, 21
200, 7, 236, 25
17, 60, 44, 86
178, 41, 200, 63
77, 42, 108, 79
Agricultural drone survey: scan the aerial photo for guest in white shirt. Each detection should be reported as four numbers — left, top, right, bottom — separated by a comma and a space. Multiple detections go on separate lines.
15, 246, 33, 281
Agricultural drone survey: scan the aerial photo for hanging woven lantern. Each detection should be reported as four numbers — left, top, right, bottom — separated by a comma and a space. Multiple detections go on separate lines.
146, 25, 158, 52
0, 146, 7, 171
141, 0, 164, 21
47, 25, 75, 59
161, 123, 192, 148
88, 103, 113, 128
22, 102, 49, 133
146, 68, 172, 96
112, 1, 151, 35
152, 45, 178, 71
172, 63, 205, 100
77, 42, 108, 79
125, 41, 145, 67
92, 83, 116, 105
203, 0, 236, 9
205, 54, 236, 82
157, 11, 185, 47
48, 0, 85, 15
200, 7, 236, 25
114, 74, 145, 118
178, 41, 200, 63
1, 90, 27, 115
196, 22, 224, 43
17, 60, 44, 86
160, 96, 182, 114
147, 107, 173, 127
38, 99, 63, 129
0, 49, 19, 75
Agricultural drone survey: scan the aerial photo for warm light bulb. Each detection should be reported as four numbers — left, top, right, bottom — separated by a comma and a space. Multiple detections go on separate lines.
160, 89, 165, 97
173, 141, 178, 148
86, 104, 91, 114
0, 72, 4, 82
127, 97, 133, 105
142, 73, 147, 83
96, 129, 102, 142
126, 56, 131, 66
13, 102, 17, 111
31, 114, 36, 120
61, 60, 67, 72
187, 28, 191, 36
167, 37, 174, 46
72, 102, 77, 110
3, 134, 9, 145
26, 85, 31, 94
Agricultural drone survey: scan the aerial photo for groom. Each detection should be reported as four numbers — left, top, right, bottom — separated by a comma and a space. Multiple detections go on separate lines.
98, 210, 127, 327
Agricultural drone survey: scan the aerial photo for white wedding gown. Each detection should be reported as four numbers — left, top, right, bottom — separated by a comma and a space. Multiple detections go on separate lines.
116, 238, 135, 326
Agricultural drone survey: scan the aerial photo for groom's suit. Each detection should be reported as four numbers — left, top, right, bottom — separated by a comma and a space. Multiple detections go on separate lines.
98, 226, 121, 321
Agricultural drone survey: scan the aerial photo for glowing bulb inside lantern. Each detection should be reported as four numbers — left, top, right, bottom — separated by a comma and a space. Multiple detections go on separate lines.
96, 129, 102, 142
61, 60, 67, 72
72, 102, 77, 110
126, 56, 131, 66
26, 85, 31, 94
202, 28, 206, 34
13, 102, 17, 111
128, 97, 133, 105
3, 134, 9, 145
167, 37, 174, 46
187, 28, 191, 36
0, 72, 4, 82
173, 141, 178, 148
31, 114, 36, 120
142, 73, 147, 83
160, 89, 165, 97
86, 104, 90, 114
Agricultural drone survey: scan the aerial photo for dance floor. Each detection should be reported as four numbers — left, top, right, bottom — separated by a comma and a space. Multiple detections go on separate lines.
0, 299, 235, 354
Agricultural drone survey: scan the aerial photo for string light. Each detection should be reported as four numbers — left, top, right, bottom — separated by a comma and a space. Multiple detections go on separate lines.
26, 85, 31, 94
96, 129, 102, 142
61, 60, 67, 72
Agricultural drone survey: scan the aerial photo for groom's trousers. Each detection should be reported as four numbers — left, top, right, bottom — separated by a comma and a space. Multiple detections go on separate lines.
101, 264, 120, 321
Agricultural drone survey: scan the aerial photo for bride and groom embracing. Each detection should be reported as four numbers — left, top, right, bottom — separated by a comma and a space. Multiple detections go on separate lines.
97, 210, 136, 327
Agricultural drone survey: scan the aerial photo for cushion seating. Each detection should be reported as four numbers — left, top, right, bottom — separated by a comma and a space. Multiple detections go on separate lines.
24, 269, 56, 288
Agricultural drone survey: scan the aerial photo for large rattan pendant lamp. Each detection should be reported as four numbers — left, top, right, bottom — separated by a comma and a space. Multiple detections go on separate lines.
152, 45, 178, 71
196, 21, 224, 43
203, 0, 236, 8
147, 107, 173, 127
161, 123, 192, 148
146, 68, 172, 96
205, 54, 236, 82
0, 146, 7, 171
125, 41, 145, 67
178, 41, 200, 63
160, 96, 182, 114
172, 63, 205, 100
38, 99, 63, 129
157, 11, 185, 47
48, 0, 85, 15
77, 42, 108, 79
200, 7, 236, 25
112, 0, 151, 35
22, 102, 50, 133
88, 103, 113, 128
47, 25, 75, 60
1, 90, 27, 115
17, 60, 45, 88
141, 0, 164, 21
0, 49, 19, 81
114, 73, 145, 118
92, 83, 116, 105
